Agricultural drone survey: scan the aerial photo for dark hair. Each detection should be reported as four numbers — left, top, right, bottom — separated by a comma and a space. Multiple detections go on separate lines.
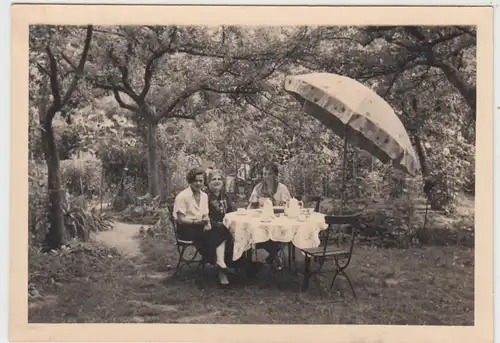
263, 162, 279, 176
186, 167, 207, 184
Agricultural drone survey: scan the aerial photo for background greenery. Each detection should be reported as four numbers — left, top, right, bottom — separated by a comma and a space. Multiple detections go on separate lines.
28, 25, 475, 324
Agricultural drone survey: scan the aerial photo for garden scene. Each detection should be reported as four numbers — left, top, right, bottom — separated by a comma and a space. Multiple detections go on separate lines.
28, 25, 475, 325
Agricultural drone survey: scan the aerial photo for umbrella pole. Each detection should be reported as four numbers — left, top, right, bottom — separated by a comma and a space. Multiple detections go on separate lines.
339, 125, 349, 215
337, 125, 349, 247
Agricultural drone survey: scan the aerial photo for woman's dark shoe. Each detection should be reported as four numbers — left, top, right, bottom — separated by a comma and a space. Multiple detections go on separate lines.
265, 255, 284, 271
275, 256, 284, 270
215, 263, 236, 275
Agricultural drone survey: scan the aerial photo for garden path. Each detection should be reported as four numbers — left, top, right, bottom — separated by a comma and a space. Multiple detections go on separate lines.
95, 221, 144, 257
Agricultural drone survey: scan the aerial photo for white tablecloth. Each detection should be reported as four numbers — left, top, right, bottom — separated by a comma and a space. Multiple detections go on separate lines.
223, 209, 328, 261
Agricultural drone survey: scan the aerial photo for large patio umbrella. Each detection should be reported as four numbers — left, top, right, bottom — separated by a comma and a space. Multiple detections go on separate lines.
284, 72, 421, 212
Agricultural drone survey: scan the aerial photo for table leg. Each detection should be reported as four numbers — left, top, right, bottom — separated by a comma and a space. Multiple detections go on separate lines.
287, 243, 292, 267
289, 244, 298, 275
301, 256, 312, 292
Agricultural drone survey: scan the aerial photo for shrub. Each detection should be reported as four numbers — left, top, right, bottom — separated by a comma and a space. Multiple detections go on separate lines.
29, 162, 49, 243
60, 152, 103, 198
424, 134, 475, 213
62, 194, 114, 241
28, 242, 124, 297
29, 160, 113, 246
99, 139, 148, 188
115, 194, 170, 225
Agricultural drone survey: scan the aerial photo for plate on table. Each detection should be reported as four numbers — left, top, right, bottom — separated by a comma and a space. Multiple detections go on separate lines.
260, 216, 274, 223
235, 208, 247, 215
297, 215, 307, 222
250, 210, 262, 217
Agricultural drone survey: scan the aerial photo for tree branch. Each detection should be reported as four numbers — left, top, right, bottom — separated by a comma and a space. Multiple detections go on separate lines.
112, 88, 140, 112
139, 48, 171, 99
59, 25, 93, 108
46, 46, 61, 110
454, 26, 476, 37
36, 62, 50, 76
92, 80, 140, 112
431, 59, 476, 115
200, 85, 260, 95
154, 56, 239, 123
105, 47, 139, 102
138, 27, 180, 100
60, 51, 77, 70
154, 83, 204, 123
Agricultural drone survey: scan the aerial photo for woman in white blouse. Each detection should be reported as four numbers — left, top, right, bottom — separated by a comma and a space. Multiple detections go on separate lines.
247, 163, 291, 270
173, 167, 233, 286
248, 163, 292, 209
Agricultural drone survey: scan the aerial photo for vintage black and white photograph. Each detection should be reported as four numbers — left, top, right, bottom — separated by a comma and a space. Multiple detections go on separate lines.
26, 18, 479, 327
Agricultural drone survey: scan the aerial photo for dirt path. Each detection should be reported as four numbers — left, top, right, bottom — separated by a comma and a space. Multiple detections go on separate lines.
95, 221, 145, 257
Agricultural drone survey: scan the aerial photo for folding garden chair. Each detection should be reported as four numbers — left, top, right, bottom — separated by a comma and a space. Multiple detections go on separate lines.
166, 204, 208, 284
299, 213, 360, 299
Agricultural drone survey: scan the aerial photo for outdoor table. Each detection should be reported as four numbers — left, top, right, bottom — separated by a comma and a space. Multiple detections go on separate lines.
222, 208, 328, 263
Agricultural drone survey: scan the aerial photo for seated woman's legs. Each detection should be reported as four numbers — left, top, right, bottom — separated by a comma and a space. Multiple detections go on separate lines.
257, 241, 283, 264
205, 223, 236, 268
179, 223, 232, 284
215, 241, 228, 268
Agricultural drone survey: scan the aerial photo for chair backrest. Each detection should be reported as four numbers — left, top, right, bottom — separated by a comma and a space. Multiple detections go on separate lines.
297, 195, 322, 213
321, 213, 361, 258
166, 204, 181, 242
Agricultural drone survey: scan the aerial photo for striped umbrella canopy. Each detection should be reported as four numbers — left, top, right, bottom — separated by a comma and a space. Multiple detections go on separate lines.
284, 72, 420, 176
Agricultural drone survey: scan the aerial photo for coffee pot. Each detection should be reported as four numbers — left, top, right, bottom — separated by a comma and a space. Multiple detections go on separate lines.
285, 198, 303, 218
262, 198, 274, 217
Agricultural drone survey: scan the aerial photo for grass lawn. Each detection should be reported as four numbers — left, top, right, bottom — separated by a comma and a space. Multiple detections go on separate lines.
29, 235, 474, 325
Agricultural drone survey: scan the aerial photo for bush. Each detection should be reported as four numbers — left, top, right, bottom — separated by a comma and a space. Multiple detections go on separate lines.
29, 117, 87, 161
424, 134, 475, 213
29, 161, 113, 245
115, 194, 170, 225
29, 162, 49, 243
60, 152, 103, 198
165, 151, 204, 198
99, 139, 148, 189
28, 242, 124, 297
281, 153, 330, 197
62, 194, 114, 241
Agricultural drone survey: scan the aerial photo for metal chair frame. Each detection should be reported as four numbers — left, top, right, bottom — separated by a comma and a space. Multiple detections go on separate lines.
299, 213, 360, 299
167, 205, 208, 284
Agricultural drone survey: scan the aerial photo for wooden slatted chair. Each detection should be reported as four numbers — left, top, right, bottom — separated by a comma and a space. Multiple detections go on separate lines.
299, 213, 360, 299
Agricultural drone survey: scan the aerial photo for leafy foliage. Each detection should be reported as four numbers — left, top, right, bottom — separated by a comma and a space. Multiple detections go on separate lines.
28, 24, 476, 248
29, 162, 50, 244
60, 152, 103, 197
62, 195, 114, 241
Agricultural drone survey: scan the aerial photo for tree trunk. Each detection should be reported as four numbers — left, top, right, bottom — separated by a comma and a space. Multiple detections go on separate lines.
436, 61, 476, 120
413, 135, 429, 178
413, 134, 439, 206
42, 113, 66, 249
146, 120, 160, 198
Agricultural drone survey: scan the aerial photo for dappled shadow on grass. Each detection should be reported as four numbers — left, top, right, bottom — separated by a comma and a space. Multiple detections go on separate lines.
138, 236, 474, 325
29, 236, 473, 325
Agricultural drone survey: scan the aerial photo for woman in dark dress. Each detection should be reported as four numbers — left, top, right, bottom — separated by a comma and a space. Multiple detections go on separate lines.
205, 169, 239, 269
173, 168, 233, 285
